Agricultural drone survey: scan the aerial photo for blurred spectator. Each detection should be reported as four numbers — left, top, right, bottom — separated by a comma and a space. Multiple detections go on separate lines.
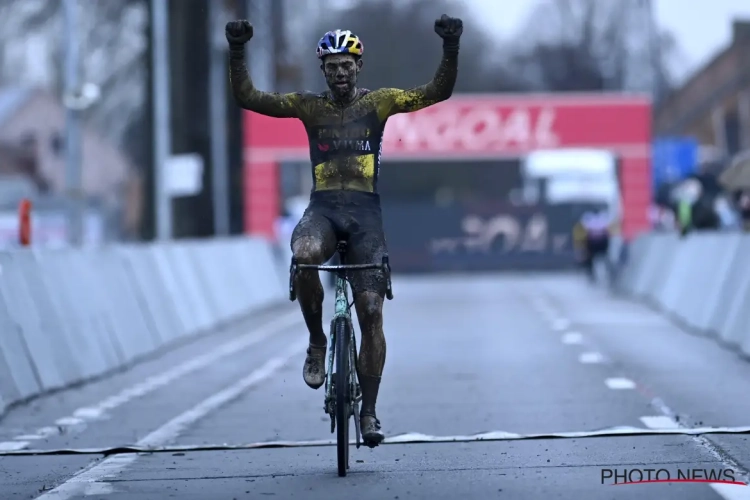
673, 178, 700, 235
714, 194, 741, 229
649, 204, 676, 231
691, 192, 720, 231
676, 198, 692, 235
735, 191, 750, 231
718, 152, 750, 231
573, 208, 615, 281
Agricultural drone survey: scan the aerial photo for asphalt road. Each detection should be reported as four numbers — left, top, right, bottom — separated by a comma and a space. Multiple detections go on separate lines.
1, 273, 750, 500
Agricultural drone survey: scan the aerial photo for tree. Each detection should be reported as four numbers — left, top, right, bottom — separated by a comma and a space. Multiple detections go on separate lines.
507, 0, 677, 97
306, 0, 524, 93
0, 0, 149, 161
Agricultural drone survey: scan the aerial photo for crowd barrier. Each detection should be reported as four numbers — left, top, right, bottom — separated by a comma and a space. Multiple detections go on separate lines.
617, 231, 750, 359
0, 237, 288, 417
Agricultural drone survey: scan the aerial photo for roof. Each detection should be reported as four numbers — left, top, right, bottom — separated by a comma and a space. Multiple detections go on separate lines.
0, 87, 34, 127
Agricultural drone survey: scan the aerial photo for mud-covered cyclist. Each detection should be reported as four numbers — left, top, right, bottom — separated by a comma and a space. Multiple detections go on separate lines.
225, 15, 463, 448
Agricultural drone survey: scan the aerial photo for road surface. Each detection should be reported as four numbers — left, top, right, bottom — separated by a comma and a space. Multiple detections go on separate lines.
1, 273, 749, 499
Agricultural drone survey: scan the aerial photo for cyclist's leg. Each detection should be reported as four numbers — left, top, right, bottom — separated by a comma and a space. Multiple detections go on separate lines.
601, 236, 614, 279
291, 205, 337, 389
343, 199, 387, 446
588, 238, 608, 281
583, 238, 595, 280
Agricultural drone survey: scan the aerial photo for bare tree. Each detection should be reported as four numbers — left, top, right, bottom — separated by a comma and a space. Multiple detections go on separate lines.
508, 0, 677, 96
0, 0, 148, 156
305, 0, 523, 94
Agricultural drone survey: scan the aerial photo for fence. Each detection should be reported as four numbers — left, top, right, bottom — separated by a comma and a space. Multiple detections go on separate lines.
0, 237, 288, 417
617, 231, 750, 359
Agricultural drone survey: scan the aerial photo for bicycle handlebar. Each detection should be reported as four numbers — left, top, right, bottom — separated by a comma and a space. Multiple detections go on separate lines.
289, 254, 394, 302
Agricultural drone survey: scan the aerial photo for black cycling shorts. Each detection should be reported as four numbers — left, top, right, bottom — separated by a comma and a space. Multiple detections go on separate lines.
291, 190, 388, 297
586, 236, 610, 256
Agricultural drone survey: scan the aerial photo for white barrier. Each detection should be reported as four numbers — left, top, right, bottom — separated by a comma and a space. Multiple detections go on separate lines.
0, 237, 287, 417
617, 231, 750, 359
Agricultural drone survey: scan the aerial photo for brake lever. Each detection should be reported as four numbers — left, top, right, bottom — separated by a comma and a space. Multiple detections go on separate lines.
288, 257, 297, 302
382, 255, 394, 300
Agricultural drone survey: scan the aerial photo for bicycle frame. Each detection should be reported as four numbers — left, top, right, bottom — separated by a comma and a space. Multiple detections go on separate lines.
288, 249, 393, 447
325, 271, 353, 405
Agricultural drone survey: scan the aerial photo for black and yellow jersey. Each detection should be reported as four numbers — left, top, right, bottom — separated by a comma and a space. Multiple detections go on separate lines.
228, 49, 458, 193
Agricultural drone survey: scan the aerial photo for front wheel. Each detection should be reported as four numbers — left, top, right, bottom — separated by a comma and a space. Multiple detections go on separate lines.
334, 317, 351, 477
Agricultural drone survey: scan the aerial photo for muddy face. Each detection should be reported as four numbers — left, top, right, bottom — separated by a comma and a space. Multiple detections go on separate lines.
321, 53, 363, 102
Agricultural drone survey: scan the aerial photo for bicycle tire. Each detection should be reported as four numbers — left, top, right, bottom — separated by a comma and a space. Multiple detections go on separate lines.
334, 316, 350, 477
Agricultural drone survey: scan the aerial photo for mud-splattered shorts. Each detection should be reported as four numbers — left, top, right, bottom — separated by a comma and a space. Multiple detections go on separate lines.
291, 190, 388, 297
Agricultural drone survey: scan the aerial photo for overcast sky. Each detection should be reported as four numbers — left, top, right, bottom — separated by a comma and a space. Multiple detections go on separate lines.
466, 0, 750, 83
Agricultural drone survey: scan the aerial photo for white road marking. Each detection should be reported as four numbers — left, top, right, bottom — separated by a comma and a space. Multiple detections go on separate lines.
639, 416, 680, 430
710, 483, 750, 500
552, 318, 571, 331
73, 407, 105, 420
561, 332, 583, 344
54, 417, 84, 426
14, 434, 45, 440
605, 377, 636, 390
578, 352, 604, 364
13, 311, 300, 450
34, 339, 308, 500
0, 441, 29, 451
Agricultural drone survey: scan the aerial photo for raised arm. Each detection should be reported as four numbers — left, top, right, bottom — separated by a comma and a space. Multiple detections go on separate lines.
226, 20, 303, 118
377, 15, 462, 119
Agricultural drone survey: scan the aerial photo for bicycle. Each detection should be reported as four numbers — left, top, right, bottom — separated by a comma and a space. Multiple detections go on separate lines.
288, 240, 393, 477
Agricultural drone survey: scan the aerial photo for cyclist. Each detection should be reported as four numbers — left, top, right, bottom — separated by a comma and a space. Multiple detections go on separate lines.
225, 15, 462, 447
573, 208, 615, 281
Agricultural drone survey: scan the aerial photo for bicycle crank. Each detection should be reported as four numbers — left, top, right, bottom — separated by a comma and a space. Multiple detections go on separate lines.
353, 402, 361, 449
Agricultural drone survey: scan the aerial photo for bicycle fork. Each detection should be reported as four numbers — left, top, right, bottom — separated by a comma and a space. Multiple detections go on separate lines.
324, 317, 363, 446
324, 319, 336, 428
324, 278, 363, 448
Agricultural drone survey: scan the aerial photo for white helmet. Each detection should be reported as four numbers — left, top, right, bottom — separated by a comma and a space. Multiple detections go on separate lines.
316, 29, 364, 59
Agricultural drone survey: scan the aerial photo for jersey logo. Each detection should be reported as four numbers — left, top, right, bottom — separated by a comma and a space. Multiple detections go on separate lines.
317, 140, 372, 152
333, 139, 371, 151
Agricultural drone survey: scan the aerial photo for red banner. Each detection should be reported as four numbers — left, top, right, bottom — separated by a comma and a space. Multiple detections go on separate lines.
381, 95, 650, 156
243, 93, 652, 238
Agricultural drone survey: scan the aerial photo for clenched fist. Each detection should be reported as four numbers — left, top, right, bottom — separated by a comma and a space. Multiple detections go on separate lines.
226, 20, 253, 45
434, 14, 463, 41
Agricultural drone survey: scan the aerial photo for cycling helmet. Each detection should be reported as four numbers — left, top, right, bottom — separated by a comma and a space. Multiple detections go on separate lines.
316, 30, 364, 59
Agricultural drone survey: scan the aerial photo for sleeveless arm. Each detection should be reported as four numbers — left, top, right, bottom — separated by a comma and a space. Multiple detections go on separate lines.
228, 44, 305, 119
375, 49, 458, 120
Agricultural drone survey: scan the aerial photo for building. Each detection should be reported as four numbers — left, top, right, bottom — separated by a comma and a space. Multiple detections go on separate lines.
654, 20, 750, 159
0, 86, 142, 237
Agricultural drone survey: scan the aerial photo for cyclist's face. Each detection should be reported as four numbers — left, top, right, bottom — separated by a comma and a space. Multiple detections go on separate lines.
321, 54, 362, 98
